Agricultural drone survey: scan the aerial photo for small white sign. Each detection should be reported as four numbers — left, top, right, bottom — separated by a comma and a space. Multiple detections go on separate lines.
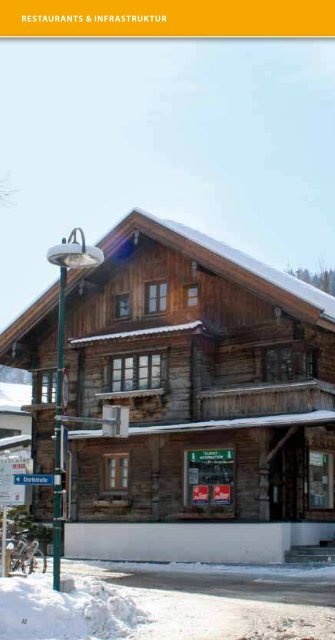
0, 459, 31, 506
188, 468, 199, 485
62, 369, 69, 411
309, 452, 323, 467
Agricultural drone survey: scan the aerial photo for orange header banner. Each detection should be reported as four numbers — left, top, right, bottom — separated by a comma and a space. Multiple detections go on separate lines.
1, 0, 335, 37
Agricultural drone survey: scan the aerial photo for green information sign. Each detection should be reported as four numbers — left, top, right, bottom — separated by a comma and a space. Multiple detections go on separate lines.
188, 449, 234, 463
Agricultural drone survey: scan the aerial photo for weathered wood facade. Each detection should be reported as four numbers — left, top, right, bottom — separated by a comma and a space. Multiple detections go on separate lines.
1, 209, 335, 533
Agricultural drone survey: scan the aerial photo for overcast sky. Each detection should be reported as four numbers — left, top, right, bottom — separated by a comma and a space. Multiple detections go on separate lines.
1, 38, 335, 331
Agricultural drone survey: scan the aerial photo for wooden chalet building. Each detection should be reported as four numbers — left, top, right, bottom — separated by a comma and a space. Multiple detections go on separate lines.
1, 208, 335, 562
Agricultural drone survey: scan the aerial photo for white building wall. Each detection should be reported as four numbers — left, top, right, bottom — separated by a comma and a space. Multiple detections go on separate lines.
0, 413, 31, 435
65, 522, 294, 563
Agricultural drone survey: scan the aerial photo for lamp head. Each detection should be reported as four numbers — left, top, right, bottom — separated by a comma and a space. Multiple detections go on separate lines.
47, 227, 104, 269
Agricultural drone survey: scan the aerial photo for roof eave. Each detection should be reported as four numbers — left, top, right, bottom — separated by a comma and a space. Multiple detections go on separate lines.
0, 207, 332, 363
317, 314, 335, 333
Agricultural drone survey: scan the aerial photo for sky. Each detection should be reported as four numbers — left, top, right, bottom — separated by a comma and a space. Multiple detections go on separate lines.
1, 38, 335, 331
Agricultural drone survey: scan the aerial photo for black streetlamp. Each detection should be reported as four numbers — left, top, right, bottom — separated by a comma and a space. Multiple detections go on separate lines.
47, 227, 104, 591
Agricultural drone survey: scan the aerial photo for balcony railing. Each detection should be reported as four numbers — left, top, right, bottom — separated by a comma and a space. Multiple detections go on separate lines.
196, 379, 335, 420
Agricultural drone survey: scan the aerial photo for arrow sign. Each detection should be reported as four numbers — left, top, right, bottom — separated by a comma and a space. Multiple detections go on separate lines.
13, 474, 54, 486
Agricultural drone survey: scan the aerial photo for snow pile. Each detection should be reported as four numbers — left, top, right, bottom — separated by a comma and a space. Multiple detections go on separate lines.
0, 574, 147, 639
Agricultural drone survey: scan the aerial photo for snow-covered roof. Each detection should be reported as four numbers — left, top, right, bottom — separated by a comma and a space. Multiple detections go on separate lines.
68, 409, 335, 440
0, 382, 32, 413
157, 214, 335, 323
2, 208, 335, 367
69, 320, 203, 345
0, 434, 31, 448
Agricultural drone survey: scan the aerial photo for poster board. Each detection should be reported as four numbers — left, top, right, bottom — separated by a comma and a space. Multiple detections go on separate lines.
0, 458, 32, 506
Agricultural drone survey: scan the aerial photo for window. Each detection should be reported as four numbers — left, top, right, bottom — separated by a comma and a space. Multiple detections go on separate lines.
145, 281, 167, 314
265, 347, 293, 382
184, 285, 199, 307
112, 357, 134, 392
33, 370, 57, 404
138, 354, 161, 389
302, 351, 316, 378
104, 454, 129, 490
110, 354, 162, 392
185, 449, 235, 507
265, 346, 316, 383
309, 450, 334, 509
115, 293, 130, 319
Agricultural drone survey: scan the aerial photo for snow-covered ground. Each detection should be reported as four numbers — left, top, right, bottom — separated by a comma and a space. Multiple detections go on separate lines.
1, 560, 335, 639
0, 573, 147, 640
65, 557, 335, 579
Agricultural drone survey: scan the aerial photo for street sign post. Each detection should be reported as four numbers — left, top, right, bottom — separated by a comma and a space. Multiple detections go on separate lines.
13, 474, 54, 486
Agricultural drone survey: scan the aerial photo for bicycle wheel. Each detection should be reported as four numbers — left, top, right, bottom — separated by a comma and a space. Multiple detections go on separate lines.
27, 549, 47, 574
10, 555, 25, 574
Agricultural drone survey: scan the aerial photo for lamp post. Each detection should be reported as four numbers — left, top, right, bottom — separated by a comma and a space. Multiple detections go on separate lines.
47, 227, 104, 591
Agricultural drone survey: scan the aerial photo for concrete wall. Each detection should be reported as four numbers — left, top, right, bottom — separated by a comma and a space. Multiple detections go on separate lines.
65, 522, 293, 563
290, 522, 335, 546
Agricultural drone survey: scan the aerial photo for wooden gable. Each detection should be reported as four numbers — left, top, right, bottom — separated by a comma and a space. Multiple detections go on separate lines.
0, 208, 329, 368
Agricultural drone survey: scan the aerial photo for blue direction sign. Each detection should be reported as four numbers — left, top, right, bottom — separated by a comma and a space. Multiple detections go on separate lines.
14, 474, 54, 486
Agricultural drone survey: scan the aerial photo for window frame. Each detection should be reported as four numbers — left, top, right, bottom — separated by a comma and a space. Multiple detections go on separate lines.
103, 453, 130, 492
33, 369, 57, 405
263, 344, 317, 383
114, 292, 131, 319
144, 280, 168, 315
138, 353, 162, 390
111, 356, 134, 392
308, 448, 334, 511
184, 284, 199, 308
264, 346, 293, 383
183, 447, 236, 510
108, 353, 162, 393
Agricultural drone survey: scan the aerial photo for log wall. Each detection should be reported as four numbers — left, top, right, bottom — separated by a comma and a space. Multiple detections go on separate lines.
71, 428, 264, 523
27, 236, 335, 526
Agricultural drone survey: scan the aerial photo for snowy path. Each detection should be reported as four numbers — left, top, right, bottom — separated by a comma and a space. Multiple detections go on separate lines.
63, 559, 335, 639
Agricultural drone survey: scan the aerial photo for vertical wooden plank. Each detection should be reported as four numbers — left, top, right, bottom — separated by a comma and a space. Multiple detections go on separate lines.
259, 430, 270, 521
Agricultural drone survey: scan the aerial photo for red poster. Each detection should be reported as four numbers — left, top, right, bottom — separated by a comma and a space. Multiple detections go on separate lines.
192, 485, 209, 504
213, 484, 231, 504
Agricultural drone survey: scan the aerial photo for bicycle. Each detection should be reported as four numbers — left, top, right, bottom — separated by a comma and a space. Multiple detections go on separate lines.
7, 529, 47, 574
